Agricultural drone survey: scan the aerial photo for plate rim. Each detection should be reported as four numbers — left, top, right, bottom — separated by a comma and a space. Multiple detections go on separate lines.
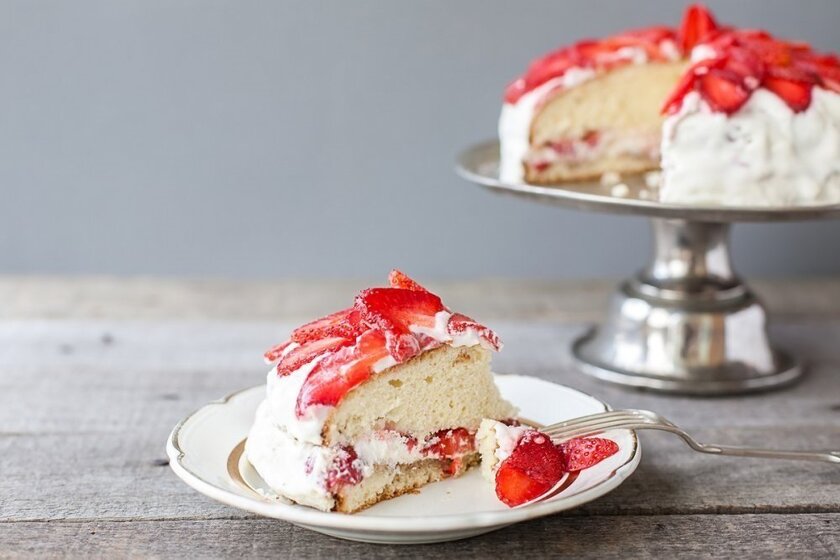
167, 374, 641, 533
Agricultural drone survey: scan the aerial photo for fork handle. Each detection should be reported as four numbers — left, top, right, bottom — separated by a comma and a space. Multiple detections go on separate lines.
693, 443, 840, 463
635, 424, 840, 464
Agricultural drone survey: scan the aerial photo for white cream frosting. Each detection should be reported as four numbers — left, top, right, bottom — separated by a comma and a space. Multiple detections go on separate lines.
660, 88, 840, 206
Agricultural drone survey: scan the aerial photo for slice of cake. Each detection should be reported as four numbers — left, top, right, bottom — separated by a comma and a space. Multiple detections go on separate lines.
498, 4, 840, 206
477, 419, 618, 507
246, 270, 516, 513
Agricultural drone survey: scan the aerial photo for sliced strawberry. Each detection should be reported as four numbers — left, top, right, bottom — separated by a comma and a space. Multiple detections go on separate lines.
355, 288, 445, 361
295, 329, 390, 414
679, 4, 719, 53
447, 313, 502, 351
290, 307, 364, 344
387, 269, 429, 292
559, 437, 619, 472
276, 336, 352, 376
763, 76, 812, 112
698, 69, 750, 114
494, 431, 566, 507
661, 60, 707, 114
422, 428, 474, 458
326, 445, 363, 491
264, 339, 294, 363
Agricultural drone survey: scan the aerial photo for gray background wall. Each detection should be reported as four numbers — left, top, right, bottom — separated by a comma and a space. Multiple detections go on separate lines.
1, 0, 838, 279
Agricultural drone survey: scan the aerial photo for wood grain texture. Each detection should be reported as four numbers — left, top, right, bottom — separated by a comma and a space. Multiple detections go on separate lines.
3, 275, 840, 321
2, 277, 840, 557
2, 515, 838, 559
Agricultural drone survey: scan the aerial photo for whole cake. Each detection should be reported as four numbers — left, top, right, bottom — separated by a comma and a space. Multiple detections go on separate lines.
246, 270, 516, 513
499, 4, 840, 206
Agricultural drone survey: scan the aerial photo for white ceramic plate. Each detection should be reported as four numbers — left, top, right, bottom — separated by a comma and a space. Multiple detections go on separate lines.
167, 374, 640, 544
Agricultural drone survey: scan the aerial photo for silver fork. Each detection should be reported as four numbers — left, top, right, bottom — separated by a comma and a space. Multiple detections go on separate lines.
541, 409, 840, 463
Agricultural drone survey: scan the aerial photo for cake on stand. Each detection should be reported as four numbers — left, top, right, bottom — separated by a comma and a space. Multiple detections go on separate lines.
457, 140, 840, 395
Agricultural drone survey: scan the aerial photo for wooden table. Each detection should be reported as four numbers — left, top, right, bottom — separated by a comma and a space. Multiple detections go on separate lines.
3, 276, 840, 559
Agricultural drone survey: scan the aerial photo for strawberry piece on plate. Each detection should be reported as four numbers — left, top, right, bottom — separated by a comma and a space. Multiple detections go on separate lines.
762, 76, 812, 112
290, 307, 364, 344
296, 329, 391, 414
276, 336, 353, 376
447, 313, 502, 351
355, 287, 446, 361
494, 431, 566, 507
559, 437, 619, 472
679, 3, 719, 53
388, 269, 429, 292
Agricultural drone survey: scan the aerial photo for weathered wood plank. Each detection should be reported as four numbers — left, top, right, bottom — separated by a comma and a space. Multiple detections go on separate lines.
2, 321, 839, 523
3, 276, 840, 321
2, 514, 838, 559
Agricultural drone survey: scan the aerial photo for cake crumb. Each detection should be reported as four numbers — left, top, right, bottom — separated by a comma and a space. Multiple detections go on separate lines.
644, 170, 662, 189
600, 171, 622, 186
610, 183, 630, 197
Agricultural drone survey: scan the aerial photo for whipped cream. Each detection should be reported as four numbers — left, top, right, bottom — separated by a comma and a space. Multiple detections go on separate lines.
661, 88, 840, 206
477, 419, 528, 481
245, 401, 341, 510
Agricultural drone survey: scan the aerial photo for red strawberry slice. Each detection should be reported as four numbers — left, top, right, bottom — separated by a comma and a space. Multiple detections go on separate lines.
698, 69, 750, 114
276, 336, 352, 376
422, 428, 474, 458
296, 329, 390, 414
679, 4, 719, 53
494, 431, 566, 507
559, 437, 619, 472
447, 313, 502, 351
763, 76, 812, 112
326, 445, 363, 491
355, 288, 446, 361
661, 60, 708, 114
264, 339, 294, 363
388, 269, 429, 292
290, 307, 364, 344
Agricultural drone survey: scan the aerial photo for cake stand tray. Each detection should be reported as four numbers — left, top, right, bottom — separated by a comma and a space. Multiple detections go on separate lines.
457, 140, 840, 395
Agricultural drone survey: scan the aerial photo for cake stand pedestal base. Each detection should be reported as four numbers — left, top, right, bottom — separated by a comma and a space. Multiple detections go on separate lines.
572, 218, 802, 395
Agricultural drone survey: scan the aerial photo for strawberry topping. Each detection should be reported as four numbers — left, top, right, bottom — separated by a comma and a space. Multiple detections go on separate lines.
276, 336, 353, 376
262, 270, 503, 418
678, 4, 718, 53
295, 329, 390, 414
494, 431, 566, 507
355, 287, 446, 361
503, 26, 680, 104
558, 437, 619, 472
662, 15, 840, 114
447, 313, 502, 351
290, 307, 364, 345
503, 3, 838, 114
388, 269, 430, 292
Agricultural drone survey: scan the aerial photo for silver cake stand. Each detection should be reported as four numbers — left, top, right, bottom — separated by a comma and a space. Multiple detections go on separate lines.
457, 140, 840, 395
